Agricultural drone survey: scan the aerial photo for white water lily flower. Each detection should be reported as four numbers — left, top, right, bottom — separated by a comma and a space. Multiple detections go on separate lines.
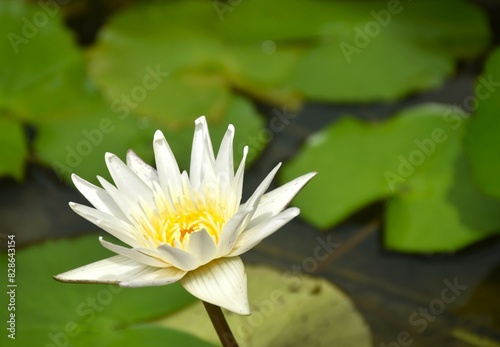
55, 116, 315, 315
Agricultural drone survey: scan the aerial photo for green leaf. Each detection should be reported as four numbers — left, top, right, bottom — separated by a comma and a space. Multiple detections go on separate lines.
464, 48, 500, 199
289, 34, 453, 101
219, 0, 490, 59
161, 265, 372, 347
35, 95, 264, 183
90, 0, 489, 107
88, 1, 231, 128
385, 133, 500, 252
281, 104, 500, 252
70, 326, 217, 347
0, 115, 26, 179
0, 0, 99, 122
0, 234, 215, 347
34, 103, 153, 184
386, 0, 491, 59
224, 44, 304, 108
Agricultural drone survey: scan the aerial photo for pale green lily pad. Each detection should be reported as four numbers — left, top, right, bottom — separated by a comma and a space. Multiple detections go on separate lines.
464, 48, 500, 199
161, 265, 372, 347
0, 234, 216, 347
0, 115, 26, 179
34, 102, 153, 184
281, 104, 500, 252
219, 0, 489, 58
88, 1, 231, 127
88, 0, 490, 109
35, 94, 264, 184
289, 34, 452, 101
385, 131, 500, 252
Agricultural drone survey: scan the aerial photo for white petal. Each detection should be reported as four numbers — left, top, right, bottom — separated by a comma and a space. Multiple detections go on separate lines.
97, 176, 144, 223
99, 237, 170, 268
248, 172, 317, 228
71, 174, 126, 220
243, 163, 281, 210
228, 146, 248, 211
158, 244, 200, 271
180, 257, 250, 315
229, 207, 300, 256
190, 116, 216, 190
54, 255, 148, 284
153, 130, 182, 194
215, 124, 234, 177
216, 206, 254, 257
187, 230, 216, 265
120, 266, 186, 287
69, 202, 140, 248
126, 149, 159, 189
105, 152, 155, 206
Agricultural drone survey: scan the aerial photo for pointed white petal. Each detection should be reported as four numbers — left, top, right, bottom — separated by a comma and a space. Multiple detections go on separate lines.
190, 116, 216, 190
243, 163, 281, 210
126, 149, 159, 189
105, 152, 154, 206
248, 172, 317, 228
54, 255, 147, 284
215, 124, 234, 177
153, 130, 182, 194
229, 208, 300, 256
69, 202, 140, 248
119, 266, 186, 287
187, 230, 216, 265
216, 206, 254, 257
180, 257, 250, 315
71, 174, 126, 220
228, 146, 248, 211
97, 176, 144, 223
158, 244, 200, 271
99, 237, 170, 268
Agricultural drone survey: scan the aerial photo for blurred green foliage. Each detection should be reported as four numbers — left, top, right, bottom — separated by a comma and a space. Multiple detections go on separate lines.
0, 0, 498, 252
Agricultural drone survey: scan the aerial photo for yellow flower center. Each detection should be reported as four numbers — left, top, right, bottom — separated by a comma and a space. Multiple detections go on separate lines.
139, 187, 233, 248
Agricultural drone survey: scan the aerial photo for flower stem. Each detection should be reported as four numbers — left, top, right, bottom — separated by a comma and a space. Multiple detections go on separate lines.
202, 301, 239, 347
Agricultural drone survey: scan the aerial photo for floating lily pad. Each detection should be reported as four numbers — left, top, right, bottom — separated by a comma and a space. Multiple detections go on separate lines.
281, 104, 500, 252
161, 265, 372, 347
0, 115, 26, 179
289, 34, 452, 101
0, 234, 216, 347
0, 0, 99, 122
88, 0, 490, 110
34, 102, 153, 184
464, 48, 500, 199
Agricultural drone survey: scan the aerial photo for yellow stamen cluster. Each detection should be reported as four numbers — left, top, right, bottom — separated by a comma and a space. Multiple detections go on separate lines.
140, 188, 232, 248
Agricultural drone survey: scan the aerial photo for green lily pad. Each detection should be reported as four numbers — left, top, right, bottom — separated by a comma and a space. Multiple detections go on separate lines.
0, 234, 216, 347
35, 94, 264, 184
88, 0, 490, 110
219, 0, 489, 57
289, 34, 452, 101
0, 115, 27, 179
464, 48, 500, 199
88, 1, 230, 128
0, 0, 99, 122
281, 104, 500, 252
220, 0, 489, 101
385, 131, 500, 252
34, 102, 153, 184
161, 265, 372, 347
